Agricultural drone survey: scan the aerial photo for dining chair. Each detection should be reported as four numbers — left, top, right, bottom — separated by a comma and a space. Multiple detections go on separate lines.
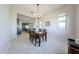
39, 29, 42, 32
29, 32, 41, 47
43, 29, 47, 42
35, 33, 41, 46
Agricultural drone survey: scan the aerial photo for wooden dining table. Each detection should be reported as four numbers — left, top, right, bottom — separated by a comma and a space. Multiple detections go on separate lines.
29, 30, 47, 46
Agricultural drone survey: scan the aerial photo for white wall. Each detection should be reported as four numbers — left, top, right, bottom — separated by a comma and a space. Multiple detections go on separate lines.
10, 5, 17, 40
0, 5, 11, 53
76, 5, 79, 39
41, 5, 76, 39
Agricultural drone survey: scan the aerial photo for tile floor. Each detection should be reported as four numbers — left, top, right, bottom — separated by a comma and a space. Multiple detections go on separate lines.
7, 32, 68, 54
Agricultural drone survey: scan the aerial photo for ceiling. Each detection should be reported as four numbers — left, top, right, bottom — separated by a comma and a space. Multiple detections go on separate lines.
13, 4, 62, 18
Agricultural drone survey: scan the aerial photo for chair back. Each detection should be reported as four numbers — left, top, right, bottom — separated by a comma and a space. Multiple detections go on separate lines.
39, 29, 42, 32
43, 29, 47, 32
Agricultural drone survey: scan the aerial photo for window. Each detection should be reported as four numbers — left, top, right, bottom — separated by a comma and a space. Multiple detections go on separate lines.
58, 13, 67, 29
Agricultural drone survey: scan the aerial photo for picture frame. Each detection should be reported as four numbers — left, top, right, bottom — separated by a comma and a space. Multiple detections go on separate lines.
45, 21, 50, 26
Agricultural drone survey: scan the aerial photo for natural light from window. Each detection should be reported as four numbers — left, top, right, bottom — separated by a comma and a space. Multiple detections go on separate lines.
58, 13, 67, 29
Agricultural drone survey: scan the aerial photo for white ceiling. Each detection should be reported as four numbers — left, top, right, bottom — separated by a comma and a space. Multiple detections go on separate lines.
13, 4, 62, 17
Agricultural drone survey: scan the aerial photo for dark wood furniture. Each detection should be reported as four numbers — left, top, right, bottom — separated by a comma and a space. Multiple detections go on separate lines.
29, 29, 47, 47
68, 38, 79, 54
42, 29, 47, 42
29, 32, 42, 46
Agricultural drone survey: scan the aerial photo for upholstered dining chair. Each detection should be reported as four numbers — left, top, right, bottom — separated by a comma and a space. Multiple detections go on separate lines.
43, 29, 47, 42
29, 31, 41, 46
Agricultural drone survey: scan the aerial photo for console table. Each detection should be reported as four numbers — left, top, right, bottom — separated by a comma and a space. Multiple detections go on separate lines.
68, 38, 79, 54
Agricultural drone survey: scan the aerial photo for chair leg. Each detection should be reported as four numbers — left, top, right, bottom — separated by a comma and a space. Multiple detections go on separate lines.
35, 39, 37, 46
45, 35, 47, 42
42, 36, 44, 41
39, 38, 41, 47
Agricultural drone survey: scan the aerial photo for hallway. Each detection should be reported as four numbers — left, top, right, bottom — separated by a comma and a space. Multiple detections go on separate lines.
7, 32, 68, 54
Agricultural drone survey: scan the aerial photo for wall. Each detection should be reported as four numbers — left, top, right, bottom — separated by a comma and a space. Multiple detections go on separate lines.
76, 5, 79, 39
10, 5, 17, 40
0, 5, 11, 53
41, 5, 76, 39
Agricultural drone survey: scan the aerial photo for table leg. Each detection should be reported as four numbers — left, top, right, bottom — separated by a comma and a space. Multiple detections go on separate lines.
35, 39, 37, 46
39, 38, 41, 47
45, 35, 47, 42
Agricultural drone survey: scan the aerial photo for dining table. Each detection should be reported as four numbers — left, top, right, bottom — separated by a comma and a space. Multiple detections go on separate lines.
29, 30, 47, 46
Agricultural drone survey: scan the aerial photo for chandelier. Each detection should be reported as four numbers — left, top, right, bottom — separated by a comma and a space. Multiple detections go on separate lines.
33, 4, 42, 31
34, 4, 41, 19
